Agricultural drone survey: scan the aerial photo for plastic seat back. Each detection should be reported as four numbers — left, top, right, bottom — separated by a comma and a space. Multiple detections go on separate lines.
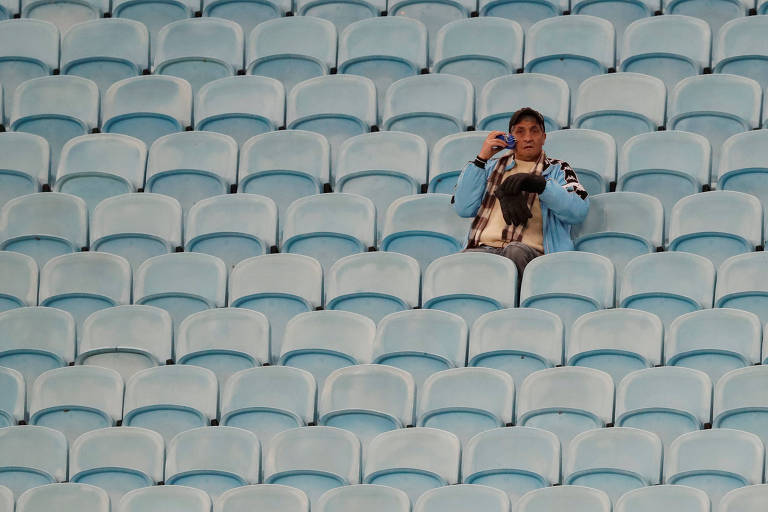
429, 131, 488, 193
570, 0, 658, 57
21, 0, 106, 33
215, 485, 310, 512
388, 0, 476, 60
0, 366, 24, 427
295, 0, 384, 32
720, 484, 768, 512
16, 483, 109, 512
714, 16, 768, 85
0, 132, 49, 206
0, 251, 37, 313
414, 484, 510, 512
515, 486, 612, 512
0, 425, 67, 498
316, 484, 409, 512
116, 485, 212, 512
714, 366, 768, 453
615, 485, 710, 512
664, 0, 752, 36
716, 252, 768, 326
544, 128, 615, 197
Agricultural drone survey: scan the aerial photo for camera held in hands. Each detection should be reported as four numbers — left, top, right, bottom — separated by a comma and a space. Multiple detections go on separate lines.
495, 134, 516, 149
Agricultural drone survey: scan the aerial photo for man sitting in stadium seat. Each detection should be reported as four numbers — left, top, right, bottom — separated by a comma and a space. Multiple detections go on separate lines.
452, 107, 590, 277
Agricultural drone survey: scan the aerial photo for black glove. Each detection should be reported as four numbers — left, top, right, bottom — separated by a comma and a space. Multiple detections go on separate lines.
495, 190, 532, 227
497, 173, 547, 196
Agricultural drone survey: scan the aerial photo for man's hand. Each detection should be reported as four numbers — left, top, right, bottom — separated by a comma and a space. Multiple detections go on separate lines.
497, 173, 547, 195
478, 131, 512, 160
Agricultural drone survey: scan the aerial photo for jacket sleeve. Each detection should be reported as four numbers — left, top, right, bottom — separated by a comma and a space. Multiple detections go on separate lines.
538, 161, 590, 225
452, 160, 491, 218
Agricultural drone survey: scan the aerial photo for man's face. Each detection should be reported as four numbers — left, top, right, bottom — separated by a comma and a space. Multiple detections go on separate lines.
510, 117, 546, 161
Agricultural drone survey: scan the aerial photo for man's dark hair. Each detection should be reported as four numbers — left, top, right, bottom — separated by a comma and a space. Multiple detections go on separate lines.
508, 107, 546, 133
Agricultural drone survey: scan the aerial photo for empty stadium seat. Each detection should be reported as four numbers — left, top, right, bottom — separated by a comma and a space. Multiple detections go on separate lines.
714, 366, 768, 453
16, 483, 109, 512
220, 366, 316, 446
615, 485, 711, 512
573, 72, 666, 150
422, 252, 517, 328
664, 429, 764, 508
664, 0, 751, 35
0, 132, 49, 206
69, 426, 164, 504
373, 309, 468, 389
478, 0, 565, 30
316, 485, 410, 512
102, 76, 193, 148
0, 251, 37, 312
619, 252, 715, 329
263, 426, 361, 506
176, 308, 269, 384
0, 307, 75, 387
389, 0, 476, 56
134, 253, 227, 333
246, 17, 336, 93
0, 366, 24, 426
90, 193, 182, 271
21, 0, 106, 35
281, 193, 375, 272
238, 130, 330, 221
667, 308, 762, 383
513, 485, 612, 512
61, 19, 149, 94
112, 0, 200, 59
0, 425, 67, 498
123, 365, 218, 443
564, 427, 662, 503
195, 76, 285, 146
428, 131, 488, 194
325, 252, 420, 323
720, 484, 768, 512
216, 485, 310, 512
116, 485, 212, 512
296, 0, 383, 32
716, 252, 768, 326
516, 367, 614, 449
319, 364, 415, 447
185, 194, 278, 270
279, 310, 375, 389
520, 251, 615, 336
615, 367, 712, 450
364, 427, 460, 504
415, 484, 510, 512
381, 193, 472, 270
382, 74, 474, 150
544, 129, 615, 197
39, 252, 132, 335
570, 0, 658, 55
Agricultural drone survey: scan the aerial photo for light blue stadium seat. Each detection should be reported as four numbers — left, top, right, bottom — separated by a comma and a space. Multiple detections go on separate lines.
69, 426, 164, 504
203, 0, 289, 37
564, 427, 662, 503
220, 366, 316, 446
519, 251, 614, 336
381, 193, 472, 270
61, 19, 149, 94
373, 309, 468, 390
281, 193, 375, 273
217, 485, 310, 512
619, 252, 715, 330
102, 76, 193, 149
316, 484, 409, 512
16, 483, 109, 512
668, 191, 763, 268
263, 426, 361, 507
428, 131, 488, 194
664, 0, 752, 35
116, 485, 212, 512
382, 74, 473, 150
524, 16, 615, 114
195, 76, 285, 146
478, 0, 566, 31
339, 17, 426, 118
0, 20, 58, 127
668, 74, 762, 167
516, 367, 614, 450
415, 484, 510, 512
667, 309, 762, 384
417, 367, 514, 444
297, 0, 384, 33
716, 252, 768, 326
620, 15, 710, 109
279, 310, 375, 389
246, 17, 336, 94
176, 308, 269, 385
54, 134, 147, 214
0, 193, 87, 268
0, 366, 24, 427
113, 0, 201, 61
91, 193, 182, 271
0, 132, 49, 206
422, 252, 517, 328
615, 485, 711, 512
21, 0, 106, 35
10, 76, 99, 173
567, 309, 662, 384
28, 366, 122, 444
571, 0, 658, 57
615, 367, 712, 451
462, 427, 560, 507
714, 366, 768, 455
389, 0, 476, 58
165, 426, 260, 499
0, 486, 12, 512
720, 484, 768, 512
573, 72, 665, 151
319, 364, 415, 448
617, 130, 711, 240
0, 251, 37, 312
238, 130, 330, 223
134, 252, 227, 334
664, 429, 765, 509
0, 426, 67, 499
185, 194, 278, 270
364, 427, 460, 504
517, 486, 612, 512
544, 129, 615, 197
229, 254, 322, 363
325, 252, 420, 323
335, 131, 428, 237
123, 365, 218, 444
0, 307, 74, 388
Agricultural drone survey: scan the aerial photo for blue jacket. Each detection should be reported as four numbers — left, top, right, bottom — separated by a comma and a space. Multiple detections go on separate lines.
452, 154, 590, 253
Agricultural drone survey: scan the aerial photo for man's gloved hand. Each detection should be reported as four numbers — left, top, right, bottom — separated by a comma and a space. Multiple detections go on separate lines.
497, 173, 547, 196
494, 190, 533, 226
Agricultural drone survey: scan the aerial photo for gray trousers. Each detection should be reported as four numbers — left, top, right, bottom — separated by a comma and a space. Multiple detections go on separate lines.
463, 242, 543, 282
